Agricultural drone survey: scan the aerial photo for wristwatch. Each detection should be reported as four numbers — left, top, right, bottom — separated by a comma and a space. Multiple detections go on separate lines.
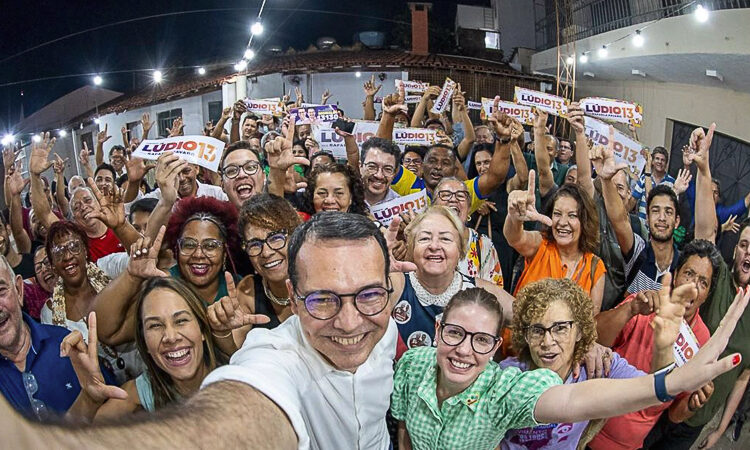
498, 137, 512, 145
643, 172, 652, 177
653, 363, 676, 402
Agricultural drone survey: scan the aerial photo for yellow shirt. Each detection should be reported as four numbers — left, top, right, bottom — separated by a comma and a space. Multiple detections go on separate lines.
391, 166, 486, 214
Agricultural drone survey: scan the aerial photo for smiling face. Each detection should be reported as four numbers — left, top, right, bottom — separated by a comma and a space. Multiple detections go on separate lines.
527, 300, 581, 379
68, 177, 85, 193
474, 150, 492, 177
109, 148, 125, 172
177, 165, 199, 198
297, 124, 312, 140
361, 148, 397, 200
242, 117, 258, 140
647, 194, 679, 243
292, 144, 306, 158
433, 179, 470, 222
141, 288, 206, 385
29, 212, 47, 241
244, 226, 289, 285
177, 221, 225, 289
70, 189, 101, 231
221, 149, 265, 209
550, 195, 581, 250
403, 151, 423, 178
33, 248, 57, 293
474, 127, 493, 145
94, 168, 115, 194
288, 237, 391, 372
674, 255, 713, 321
558, 140, 573, 164
313, 172, 352, 213
411, 214, 461, 279
422, 147, 457, 191
50, 232, 88, 288
0, 262, 25, 354
652, 152, 668, 174
733, 227, 750, 289
436, 303, 501, 395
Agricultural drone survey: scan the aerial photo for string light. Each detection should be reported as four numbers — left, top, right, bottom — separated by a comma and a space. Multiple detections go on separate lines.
1, 134, 13, 146
153, 70, 163, 83
598, 45, 608, 58
632, 30, 644, 47
235, 60, 248, 71
197, 67, 206, 75
565, 55, 575, 65
93, 75, 103, 85
695, 4, 709, 22
244, 49, 255, 60
579, 53, 589, 64
251, 21, 264, 36
355, 71, 361, 78
58, 130, 67, 137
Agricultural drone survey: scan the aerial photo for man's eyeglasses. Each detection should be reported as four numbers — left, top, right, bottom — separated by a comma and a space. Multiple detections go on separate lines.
222, 161, 261, 179
23, 372, 49, 421
177, 238, 224, 257
243, 230, 287, 257
403, 157, 422, 165
524, 321, 575, 344
50, 240, 83, 262
436, 190, 469, 202
34, 258, 51, 273
294, 284, 393, 320
363, 162, 396, 177
439, 322, 499, 354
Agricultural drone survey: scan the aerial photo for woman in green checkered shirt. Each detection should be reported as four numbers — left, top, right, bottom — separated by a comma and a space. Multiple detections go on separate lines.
391, 282, 750, 450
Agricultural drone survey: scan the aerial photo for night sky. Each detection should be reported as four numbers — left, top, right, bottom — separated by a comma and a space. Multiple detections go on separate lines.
0, 0, 489, 132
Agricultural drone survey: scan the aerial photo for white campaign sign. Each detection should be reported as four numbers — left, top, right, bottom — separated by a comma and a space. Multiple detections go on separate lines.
392, 128, 438, 147
673, 320, 700, 367
481, 97, 535, 125
244, 99, 284, 117
430, 78, 456, 114
313, 121, 381, 160
133, 136, 225, 172
371, 189, 430, 226
467, 100, 482, 111
580, 97, 644, 127
396, 79, 429, 93
584, 116, 647, 175
514, 87, 568, 117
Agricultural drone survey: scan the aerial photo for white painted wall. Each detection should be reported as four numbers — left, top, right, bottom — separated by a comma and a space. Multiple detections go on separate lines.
576, 79, 750, 147
310, 71, 402, 118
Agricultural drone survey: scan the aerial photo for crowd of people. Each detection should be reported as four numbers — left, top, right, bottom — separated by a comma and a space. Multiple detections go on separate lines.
1, 77, 749, 450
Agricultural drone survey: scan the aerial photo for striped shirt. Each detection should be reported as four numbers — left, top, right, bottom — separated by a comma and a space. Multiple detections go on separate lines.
624, 234, 679, 294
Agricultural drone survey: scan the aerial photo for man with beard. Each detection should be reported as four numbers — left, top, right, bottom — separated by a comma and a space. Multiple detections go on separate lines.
22, 248, 57, 321
0, 255, 84, 419
358, 138, 401, 208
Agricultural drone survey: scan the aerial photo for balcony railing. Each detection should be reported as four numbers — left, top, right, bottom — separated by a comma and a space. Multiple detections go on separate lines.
535, 0, 750, 50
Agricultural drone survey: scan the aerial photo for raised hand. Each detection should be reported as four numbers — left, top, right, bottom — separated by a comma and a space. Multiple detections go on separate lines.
673, 168, 692, 195
364, 75, 382, 97
722, 215, 740, 234
6, 165, 29, 196
294, 87, 304, 105
689, 123, 716, 172
86, 178, 126, 229
532, 108, 549, 131
589, 125, 628, 180
29, 132, 56, 175
52, 153, 68, 175
266, 119, 309, 171
79, 142, 91, 167
127, 225, 169, 278
60, 312, 128, 404
451, 84, 466, 113
141, 112, 153, 135
670, 286, 750, 394
125, 151, 153, 183
281, 89, 291, 104
507, 170, 552, 226
97, 124, 111, 145
166, 117, 184, 137
321, 89, 332, 104
566, 102, 586, 134
651, 273, 695, 352
304, 138, 320, 154
421, 85, 441, 100
155, 152, 187, 205
220, 107, 232, 122
2, 145, 19, 173
382, 84, 407, 116
384, 216, 418, 273
232, 100, 247, 120
207, 273, 271, 333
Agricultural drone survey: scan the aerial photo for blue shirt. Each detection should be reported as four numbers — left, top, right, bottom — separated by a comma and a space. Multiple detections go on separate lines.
0, 313, 82, 419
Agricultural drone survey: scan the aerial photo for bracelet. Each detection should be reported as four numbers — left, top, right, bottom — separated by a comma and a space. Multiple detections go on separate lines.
211, 330, 232, 339
654, 363, 676, 402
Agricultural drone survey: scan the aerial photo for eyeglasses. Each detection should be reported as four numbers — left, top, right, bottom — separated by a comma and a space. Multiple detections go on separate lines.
23, 372, 49, 420
50, 240, 83, 262
294, 284, 393, 320
177, 238, 224, 257
403, 157, 422, 165
243, 230, 287, 257
436, 190, 469, 202
34, 258, 51, 273
524, 321, 575, 344
363, 162, 396, 177
222, 161, 261, 179
439, 322, 499, 354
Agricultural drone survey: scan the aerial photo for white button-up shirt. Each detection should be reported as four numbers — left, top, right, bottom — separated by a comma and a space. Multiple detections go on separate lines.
202, 315, 397, 450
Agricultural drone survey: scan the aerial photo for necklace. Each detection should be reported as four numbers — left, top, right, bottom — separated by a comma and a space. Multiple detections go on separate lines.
409, 272, 463, 307
263, 280, 290, 306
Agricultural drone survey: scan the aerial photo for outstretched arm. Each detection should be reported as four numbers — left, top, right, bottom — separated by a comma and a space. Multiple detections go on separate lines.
362, 75, 381, 121
532, 110, 555, 196
691, 123, 718, 242
453, 86, 475, 161
503, 170, 549, 259
29, 133, 61, 229
377, 86, 406, 140
95, 125, 111, 167
568, 102, 594, 198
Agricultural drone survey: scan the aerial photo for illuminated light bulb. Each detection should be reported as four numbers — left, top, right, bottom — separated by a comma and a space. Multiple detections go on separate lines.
695, 4, 709, 23
579, 53, 589, 64
566, 55, 574, 65
235, 60, 248, 71
633, 30, 644, 47
244, 49, 255, 60
32, 134, 42, 143
355, 71, 362, 78
598, 46, 608, 58
93, 75, 103, 85
58, 130, 67, 137
198, 67, 206, 75
1, 134, 13, 146
251, 21, 264, 36
153, 70, 163, 83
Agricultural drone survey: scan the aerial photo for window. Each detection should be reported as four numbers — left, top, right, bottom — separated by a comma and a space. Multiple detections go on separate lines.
126, 121, 140, 142
208, 101, 223, 125
157, 109, 183, 138
80, 132, 94, 155
484, 31, 500, 50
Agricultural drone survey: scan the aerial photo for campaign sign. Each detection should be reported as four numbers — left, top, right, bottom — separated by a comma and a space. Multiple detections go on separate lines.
289, 105, 339, 125
430, 78, 457, 114
396, 79, 429, 93
467, 100, 482, 111
313, 121, 380, 160
134, 136, 225, 172
584, 116, 647, 175
481, 97, 535, 125
514, 87, 568, 117
673, 320, 700, 367
244, 99, 284, 117
580, 97, 643, 127
392, 128, 438, 147
405, 95, 423, 104
371, 189, 429, 227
